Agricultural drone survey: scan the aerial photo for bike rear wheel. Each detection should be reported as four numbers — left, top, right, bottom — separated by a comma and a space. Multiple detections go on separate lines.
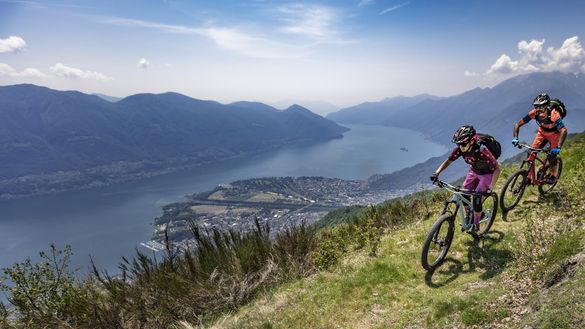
538, 158, 563, 195
421, 214, 455, 271
500, 169, 528, 212
471, 192, 498, 238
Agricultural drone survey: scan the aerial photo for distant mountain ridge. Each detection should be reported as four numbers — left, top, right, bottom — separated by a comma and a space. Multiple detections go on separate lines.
326, 94, 442, 125
349, 71, 585, 190
92, 93, 122, 103
329, 72, 585, 150
0, 84, 348, 199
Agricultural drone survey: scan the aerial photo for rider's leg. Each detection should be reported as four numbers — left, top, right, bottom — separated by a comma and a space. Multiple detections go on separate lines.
489, 165, 500, 191
528, 133, 547, 180
462, 170, 479, 214
528, 132, 546, 162
472, 172, 494, 225
542, 131, 561, 178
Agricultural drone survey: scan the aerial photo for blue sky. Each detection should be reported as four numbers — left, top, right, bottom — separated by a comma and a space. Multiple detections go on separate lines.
1, 0, 585, 112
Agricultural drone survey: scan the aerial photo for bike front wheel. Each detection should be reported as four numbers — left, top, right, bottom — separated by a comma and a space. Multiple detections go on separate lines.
421, 214, 455, 271
500, 169, 528, 212
471, 192, 498, 238
538, 158, 563, 195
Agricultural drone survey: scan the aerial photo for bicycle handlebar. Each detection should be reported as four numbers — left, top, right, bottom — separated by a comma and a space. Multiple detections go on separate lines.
516, 142, 550, 153
433, 179, 491, 197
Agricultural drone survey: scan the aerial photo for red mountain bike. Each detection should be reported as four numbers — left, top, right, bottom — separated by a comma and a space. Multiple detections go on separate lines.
499, 142, 563, 212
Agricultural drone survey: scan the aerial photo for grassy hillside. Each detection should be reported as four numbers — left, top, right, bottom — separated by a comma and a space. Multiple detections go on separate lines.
191, 133, 585, 329
1, 133, 583, 329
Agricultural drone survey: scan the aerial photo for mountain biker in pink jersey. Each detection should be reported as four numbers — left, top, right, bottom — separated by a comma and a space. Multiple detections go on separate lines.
430, 125, 500, 232
512, 92, 567, 184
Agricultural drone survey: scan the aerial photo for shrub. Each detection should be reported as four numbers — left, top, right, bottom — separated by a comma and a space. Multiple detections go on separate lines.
0, 244, 92, 328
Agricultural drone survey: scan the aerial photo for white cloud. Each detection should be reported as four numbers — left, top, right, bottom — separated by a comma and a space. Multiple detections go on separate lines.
358, 0, 374, 7
486, 36, 585, 75
0, 36, 26, 53
277, 4, 339, 41
380, 2, 410, 15
137, 58, 150, 69
546, 36, 585, 72
203, 27, 309, 59
464, 71, 478, 77
0, 62, 47, 78
50, 63, 112, 80
100, 16, 312, 59
487, 54, 519, 74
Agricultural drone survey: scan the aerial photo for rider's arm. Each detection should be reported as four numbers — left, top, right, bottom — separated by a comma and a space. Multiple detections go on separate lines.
435, 147, 459, 174
434, 159, 453, 175
513, 117, 529, 138
559, 126, 568, 148
514, 110, 535, 138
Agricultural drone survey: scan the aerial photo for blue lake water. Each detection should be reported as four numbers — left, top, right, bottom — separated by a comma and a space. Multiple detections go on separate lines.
0, 124, 447, 275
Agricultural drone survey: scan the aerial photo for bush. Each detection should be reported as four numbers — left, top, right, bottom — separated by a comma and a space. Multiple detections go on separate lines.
0, 244, 92, 328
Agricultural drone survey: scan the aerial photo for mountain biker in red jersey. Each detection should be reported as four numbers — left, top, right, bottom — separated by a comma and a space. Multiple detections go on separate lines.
512, 93, 568, 184
430, 125, 500, 232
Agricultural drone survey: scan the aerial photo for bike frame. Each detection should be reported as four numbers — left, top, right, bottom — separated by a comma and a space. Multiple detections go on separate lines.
437, 181, 489, 230
517, 143, 553, 186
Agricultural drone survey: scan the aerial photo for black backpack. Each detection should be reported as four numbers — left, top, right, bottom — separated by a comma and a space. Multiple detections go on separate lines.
477, 133, 501, 159
550, 98, 567, 118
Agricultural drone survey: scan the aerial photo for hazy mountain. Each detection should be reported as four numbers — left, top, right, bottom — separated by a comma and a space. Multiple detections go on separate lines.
328, 72, 585, 154
387, 72, 585, 151
270, 100, 340, 116
92, 93, 123, 103
363, 72, 585, 190
326, 94, 442, 125
0, 84, 348, 198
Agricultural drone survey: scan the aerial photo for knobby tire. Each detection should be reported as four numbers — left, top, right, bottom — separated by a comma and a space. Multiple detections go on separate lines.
421, 214, 454, 271
538, 158, 563, 195
500, 169, 528, 212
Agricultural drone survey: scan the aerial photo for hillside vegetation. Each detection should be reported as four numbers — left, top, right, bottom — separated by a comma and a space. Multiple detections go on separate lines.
1, 132, 584, 329
195, 132, 585, 329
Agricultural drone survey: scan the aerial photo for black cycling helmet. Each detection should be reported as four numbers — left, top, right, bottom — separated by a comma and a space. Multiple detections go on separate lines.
533, 92, 550, 107
452, 125, 476, 144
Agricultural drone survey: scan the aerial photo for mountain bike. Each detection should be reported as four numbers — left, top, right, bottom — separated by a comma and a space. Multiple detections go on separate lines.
499, 142, 563, 212
421, 180, 498, 271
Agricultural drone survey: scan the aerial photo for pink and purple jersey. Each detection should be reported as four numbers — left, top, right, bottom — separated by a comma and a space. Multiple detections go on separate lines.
448, 144, 498, 174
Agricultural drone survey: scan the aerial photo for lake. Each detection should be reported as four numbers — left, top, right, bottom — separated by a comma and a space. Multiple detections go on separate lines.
0, 124, 447, 275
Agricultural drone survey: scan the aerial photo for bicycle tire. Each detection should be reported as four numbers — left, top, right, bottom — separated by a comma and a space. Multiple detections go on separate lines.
538, 158, 563, 195
421, 214, 455, 271
471, 192, 498, 238
500, 169, 528, 212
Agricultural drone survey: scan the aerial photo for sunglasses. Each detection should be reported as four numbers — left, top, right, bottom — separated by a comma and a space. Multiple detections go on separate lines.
457, 140, 473, 147
534, 104, 548, 109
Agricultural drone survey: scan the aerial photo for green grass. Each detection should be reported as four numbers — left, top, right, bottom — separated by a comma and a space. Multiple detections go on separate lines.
196, 132, 585, 329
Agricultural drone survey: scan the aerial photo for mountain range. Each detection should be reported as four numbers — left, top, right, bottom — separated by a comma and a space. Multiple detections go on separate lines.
2, 71, 584, 198
0, 85, 348, 199
328, 72, 585, 150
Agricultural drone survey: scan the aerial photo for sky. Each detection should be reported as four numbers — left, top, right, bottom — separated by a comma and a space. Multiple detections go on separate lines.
1, 0, 585, 113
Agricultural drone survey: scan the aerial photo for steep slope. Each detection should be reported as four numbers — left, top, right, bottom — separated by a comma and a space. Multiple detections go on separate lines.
197, 132, 585, 329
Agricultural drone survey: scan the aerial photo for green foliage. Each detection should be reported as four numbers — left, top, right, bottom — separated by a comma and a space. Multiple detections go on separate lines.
312, 225, 350, 270
0, 244, 91, 328
542, 229, 585, 270
273, 222, 317, 279
313, 205, 367, 229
